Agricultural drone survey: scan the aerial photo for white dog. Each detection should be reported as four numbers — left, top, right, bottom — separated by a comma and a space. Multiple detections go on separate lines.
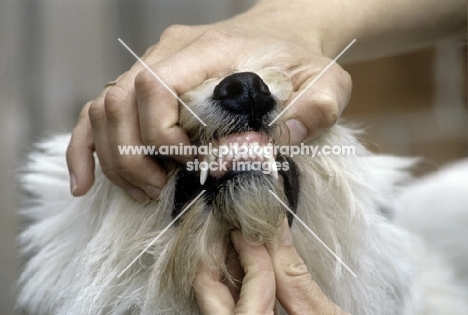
18, 56, 468, 315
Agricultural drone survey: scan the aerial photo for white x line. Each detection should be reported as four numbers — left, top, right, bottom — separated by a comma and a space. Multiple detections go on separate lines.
117, 190, 206, 278
268, 190, 357, 277
118, 38, 207, 126
268, 39, 356, 126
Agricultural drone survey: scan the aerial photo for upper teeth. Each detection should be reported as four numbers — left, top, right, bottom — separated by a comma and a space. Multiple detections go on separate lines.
199, 143, 278, 185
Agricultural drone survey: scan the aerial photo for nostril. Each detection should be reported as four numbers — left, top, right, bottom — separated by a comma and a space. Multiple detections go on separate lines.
257, 79, 271, 95
213, 81, 244, 100
212, 72, 275, 118
213, 72, 272, 100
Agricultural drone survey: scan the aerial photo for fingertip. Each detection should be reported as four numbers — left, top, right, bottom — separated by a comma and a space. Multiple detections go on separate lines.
66, 144, 96, 197
230, 230, 243, 252
143, 185, 162, 200
284, 119, 308, 144
194, 263, 235, 315
126, 186, 150, 204
68, 158, 96, 197
282, 92, 340, 143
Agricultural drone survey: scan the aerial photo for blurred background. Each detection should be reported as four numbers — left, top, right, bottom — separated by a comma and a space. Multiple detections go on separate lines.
0, 1, 466, 314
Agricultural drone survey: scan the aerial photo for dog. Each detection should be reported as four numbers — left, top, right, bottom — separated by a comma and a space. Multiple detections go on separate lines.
18, 55, 468, 315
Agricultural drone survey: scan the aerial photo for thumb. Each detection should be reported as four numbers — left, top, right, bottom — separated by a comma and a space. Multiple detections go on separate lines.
280, 61, 352, 144
266, 218, 349, 315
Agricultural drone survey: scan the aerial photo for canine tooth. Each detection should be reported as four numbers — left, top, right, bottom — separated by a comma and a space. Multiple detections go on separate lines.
198, 154, 211, 186
200, 168, 208, 185
268, 156, 278, 180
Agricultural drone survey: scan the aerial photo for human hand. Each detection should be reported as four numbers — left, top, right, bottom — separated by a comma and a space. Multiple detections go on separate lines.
66, 0, 352, 201
194, 218, 350, 315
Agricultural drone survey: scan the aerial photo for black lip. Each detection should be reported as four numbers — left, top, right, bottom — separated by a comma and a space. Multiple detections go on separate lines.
172, 156, 300, 225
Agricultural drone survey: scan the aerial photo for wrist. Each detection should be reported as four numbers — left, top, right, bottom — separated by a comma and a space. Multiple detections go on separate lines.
236, 0, 466, 63
232, 0, 325, 56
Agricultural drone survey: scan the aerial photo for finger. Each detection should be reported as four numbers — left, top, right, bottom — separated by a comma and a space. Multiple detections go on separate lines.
223, 248, 244, 303
66, 102, 96, 196
231, 230, 276, 314
135, 39, 235, 164
70, 31, 188, 200
193, 263, 235, 315
281, 61, 352, 144
88, 96, 149, 203
266, 218, 348, 315
139, 24, 206, 66
104, 83, 167, 199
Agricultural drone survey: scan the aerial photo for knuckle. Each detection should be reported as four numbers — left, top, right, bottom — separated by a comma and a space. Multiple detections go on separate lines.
283, 260, 310, 278
160, 24, 192, 41
281, 260, 317, 292
135, 69, 158, 95
104, 85, 128, 117
313, 94, 340, 128
88, 100, 105, 124
340, 68, 353, 91
275, 253, 323, 305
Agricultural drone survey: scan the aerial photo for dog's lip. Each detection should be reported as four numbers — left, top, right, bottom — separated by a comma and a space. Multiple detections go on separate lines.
197, 131, 277, 182
172, 155, 299, 222
216, 169, 285, 185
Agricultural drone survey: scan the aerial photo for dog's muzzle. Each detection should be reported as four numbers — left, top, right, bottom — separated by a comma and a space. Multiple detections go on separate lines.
212, 72, 276, 130
173, 72, 300, 224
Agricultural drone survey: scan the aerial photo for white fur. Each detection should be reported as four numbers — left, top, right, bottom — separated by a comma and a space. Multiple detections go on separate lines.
18, 63, 468, 314
394, 160, 468, 314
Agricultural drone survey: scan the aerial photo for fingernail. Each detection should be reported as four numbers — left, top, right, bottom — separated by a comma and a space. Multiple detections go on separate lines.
69, 172, 77, 195
280, 218, 293, 245
127, 187, 150, 204
145, 185, 162, 200
285, 119, 307, 144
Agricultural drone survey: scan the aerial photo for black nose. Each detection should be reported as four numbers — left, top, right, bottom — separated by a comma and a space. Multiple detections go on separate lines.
212, 72, 276, 118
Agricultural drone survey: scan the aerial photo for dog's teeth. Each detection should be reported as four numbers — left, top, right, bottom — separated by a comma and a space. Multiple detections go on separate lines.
231, 143, 239, 160
240, 144, 248, 159
200, 168, 208, 185
268, 156, 278, 180
200, 154, 210, 185
250, 142, 259, 161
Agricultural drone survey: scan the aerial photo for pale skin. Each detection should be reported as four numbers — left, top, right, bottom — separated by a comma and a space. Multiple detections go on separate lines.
194, 218, 351, 315
65, 0, 466, 312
